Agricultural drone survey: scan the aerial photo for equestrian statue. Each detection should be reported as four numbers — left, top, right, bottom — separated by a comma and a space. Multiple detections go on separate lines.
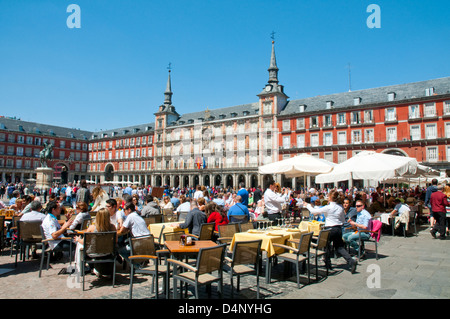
39, 142, 53, 167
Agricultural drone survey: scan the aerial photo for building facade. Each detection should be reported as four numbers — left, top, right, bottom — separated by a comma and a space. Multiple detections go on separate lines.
1, 40, 450, 189
0, 118, 91, 184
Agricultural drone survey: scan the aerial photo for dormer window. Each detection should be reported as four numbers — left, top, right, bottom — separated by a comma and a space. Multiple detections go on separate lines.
230, 112, 237, 117
243, 111, 250, 116
187, 119, 194, 124
219, 114, 226, 119
388, 92, 396, 101
326, 101, 334, 109
353, 97, 361, 106
425, 87, 435, 96
299, 105, 306, 113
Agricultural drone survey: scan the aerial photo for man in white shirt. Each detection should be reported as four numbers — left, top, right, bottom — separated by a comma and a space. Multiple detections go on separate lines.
193, 186, 204, 200
117, 202, 150, 238
65, 183, 73, 205
263, 180, 289, 225
20, 201, 45, 222
42, 201, 73, 259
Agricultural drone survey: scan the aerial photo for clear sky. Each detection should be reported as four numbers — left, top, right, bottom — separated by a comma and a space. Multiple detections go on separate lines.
1, 0, 449, 132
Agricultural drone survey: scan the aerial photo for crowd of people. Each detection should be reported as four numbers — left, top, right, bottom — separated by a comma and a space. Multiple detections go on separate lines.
1, 177, 447, 279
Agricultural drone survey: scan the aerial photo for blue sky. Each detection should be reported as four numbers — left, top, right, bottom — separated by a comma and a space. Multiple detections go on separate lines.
1, 0, 449, 132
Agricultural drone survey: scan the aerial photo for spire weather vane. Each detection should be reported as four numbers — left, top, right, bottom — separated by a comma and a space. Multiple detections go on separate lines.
270, 31, 276, 41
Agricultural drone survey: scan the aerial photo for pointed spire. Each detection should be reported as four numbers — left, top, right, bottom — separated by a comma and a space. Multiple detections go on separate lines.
164, 68, 173, 106
268, 40, 279, 84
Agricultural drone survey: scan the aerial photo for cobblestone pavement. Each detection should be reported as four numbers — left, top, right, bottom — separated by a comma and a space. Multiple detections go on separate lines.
1, 222, 449, 300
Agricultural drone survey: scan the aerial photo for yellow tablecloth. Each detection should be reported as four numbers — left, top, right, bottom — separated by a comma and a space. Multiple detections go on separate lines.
230, 228, 307, 258
148, 222, 188, 244
298, 221, 325, 236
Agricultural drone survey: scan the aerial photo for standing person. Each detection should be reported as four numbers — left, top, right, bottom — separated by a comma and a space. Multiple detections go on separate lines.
263, 180, 289, 225
304, 190, 358, 273
253, 186, 263, 208
237, 182, 249, 207
76, 180, 91, 207
425, 179, 438, 229
430, 185, 449, 240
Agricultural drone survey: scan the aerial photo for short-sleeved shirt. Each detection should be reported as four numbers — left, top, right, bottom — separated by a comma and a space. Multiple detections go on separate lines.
355, 209, 371, 229
394, 203, 410, 216
42, 214, 62, 249
122, 212, 150, 237
20, 210, 46, 222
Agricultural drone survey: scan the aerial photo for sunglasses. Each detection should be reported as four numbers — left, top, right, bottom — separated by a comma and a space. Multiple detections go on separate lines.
355, 205, 363, 207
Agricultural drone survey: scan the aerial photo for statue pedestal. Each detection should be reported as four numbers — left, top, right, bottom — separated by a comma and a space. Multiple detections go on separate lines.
36, 167, 54, 191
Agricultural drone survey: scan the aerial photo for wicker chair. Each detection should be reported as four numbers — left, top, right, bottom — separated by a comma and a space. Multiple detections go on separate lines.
143, 214, 163, 226
81, 231, 117, 291
15, 220, 43, 267
9, 216, 21, 256
217, 223, 240, 245
39, 225, 73, 277
272, 231, 314, 288
168, 244, 227, 299
163, 230, 186, 243
228, 214, 249, 224
190, 222, 215, 241
224, 239, 262, 298
0, 216, 5, 254
238, 222, 254, 232
310, 229, 331, 281
129, 235, 170, 299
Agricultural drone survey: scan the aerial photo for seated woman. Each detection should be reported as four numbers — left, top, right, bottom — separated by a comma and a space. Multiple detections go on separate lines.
69, 202, 92, 231
9, 198, 24, 215
160, 195, 174, 211
72, 208, 117, 279
176, 195, 191, 221
206, 201, 229, 233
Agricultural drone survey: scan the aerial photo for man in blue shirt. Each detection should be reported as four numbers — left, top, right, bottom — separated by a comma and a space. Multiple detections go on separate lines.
343, 199, 371, 254
123, 184, 133, 196
227, 196, 250, 223
236, 183, 249, 207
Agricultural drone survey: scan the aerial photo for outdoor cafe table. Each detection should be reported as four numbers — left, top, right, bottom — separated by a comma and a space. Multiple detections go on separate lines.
148, 222, 188, 245
229, 227, 308, 283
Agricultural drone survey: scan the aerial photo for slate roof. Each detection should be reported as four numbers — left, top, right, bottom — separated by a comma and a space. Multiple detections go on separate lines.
91, 122, 155, 140
171, 102, 259, 126
0, 117, 92, 140
279, 76, 450, 116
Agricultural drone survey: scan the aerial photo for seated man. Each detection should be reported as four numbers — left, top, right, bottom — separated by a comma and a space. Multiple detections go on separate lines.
20, 201, 46, 222
390, 198, 410, 218
368, 196, 386, 215
117, 202, 151, 262
42, 201, 74, 259
343, 200, 371, 255
117, 202, 150, 238
227, 196, 250, 223
175, 200, 207, 237
140, 195, 161, 217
